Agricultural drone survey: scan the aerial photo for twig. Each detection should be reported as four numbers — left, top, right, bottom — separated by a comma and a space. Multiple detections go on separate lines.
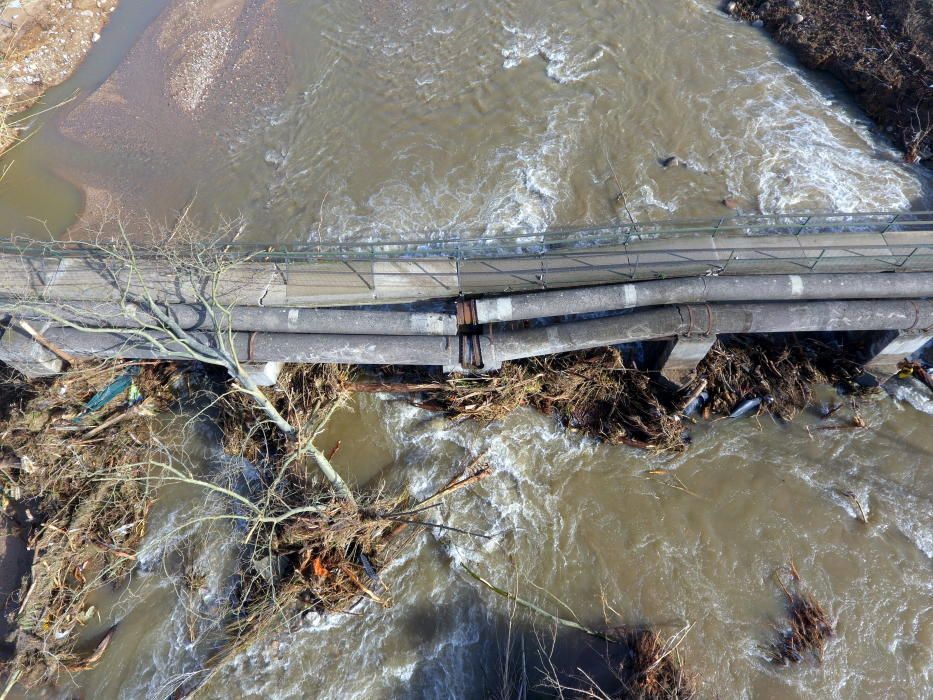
462, 564, 616, 642
839, 490, 869, 524
16, 319, 79, 364
604, 147, 636, 226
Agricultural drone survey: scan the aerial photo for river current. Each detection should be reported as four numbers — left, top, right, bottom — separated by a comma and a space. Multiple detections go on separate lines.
1, 1, 931, 698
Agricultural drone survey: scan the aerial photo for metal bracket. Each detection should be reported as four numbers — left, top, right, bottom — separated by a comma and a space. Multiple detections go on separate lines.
456, 299, 484, 370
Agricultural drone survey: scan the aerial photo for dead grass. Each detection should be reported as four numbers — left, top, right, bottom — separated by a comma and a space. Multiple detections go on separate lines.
0, 360, 180, 690
770, 563, 834, 665
0, 98, 20, 161
419, 348, 686, 451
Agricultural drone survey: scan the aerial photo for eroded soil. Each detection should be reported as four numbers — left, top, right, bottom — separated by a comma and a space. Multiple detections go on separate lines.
0, 0, 118, 153
729, 0, 933, 164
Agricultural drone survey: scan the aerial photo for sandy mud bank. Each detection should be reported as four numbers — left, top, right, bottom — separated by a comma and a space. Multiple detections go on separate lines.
0, 0, 118, 154
58, 0, 288, 226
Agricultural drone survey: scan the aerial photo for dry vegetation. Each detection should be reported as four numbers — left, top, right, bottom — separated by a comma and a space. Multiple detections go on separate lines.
695, 335, 873, 422
414, 336, 877, 451
467, 567, 697, 699
0, 309, 898, 696
770, 562, 834, 665
1, 0, 114, 158
0, 361, 178, 690
417, 348, 685, 451
729, 0, 933, 163
603, 627, 697, 700
0, 357, 489, 697
195, 363, 491, 685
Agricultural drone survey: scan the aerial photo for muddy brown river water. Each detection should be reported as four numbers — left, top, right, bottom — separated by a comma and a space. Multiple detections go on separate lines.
1, 1, 932, 698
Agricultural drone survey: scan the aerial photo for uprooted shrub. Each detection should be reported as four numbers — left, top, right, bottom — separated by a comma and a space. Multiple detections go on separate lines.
621, 628, 697, 699
770, 563, 835, 665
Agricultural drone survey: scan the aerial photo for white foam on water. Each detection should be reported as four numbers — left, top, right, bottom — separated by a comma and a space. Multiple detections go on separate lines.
312, 94, 588, 240
501, 23, 605, 84
705, 60, 929, 212
786, 418, 933, 559
890, 380, 933, 416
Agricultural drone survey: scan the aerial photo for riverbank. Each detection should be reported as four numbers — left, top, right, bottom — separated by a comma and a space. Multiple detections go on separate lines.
727, 0, 932, 165
0, 0, 118, 155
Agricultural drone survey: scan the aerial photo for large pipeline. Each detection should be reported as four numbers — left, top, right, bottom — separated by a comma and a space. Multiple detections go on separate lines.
474, 272, 933, 323
20, 328, 461, 367
5, 299, 930, 368
0, 301, 456, 336
4, 273, 931, 339
485, 299, 933, 363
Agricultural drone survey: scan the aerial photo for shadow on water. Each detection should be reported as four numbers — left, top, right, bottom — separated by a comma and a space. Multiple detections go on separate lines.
910, 172, 933, 211
398, 591, 694, 700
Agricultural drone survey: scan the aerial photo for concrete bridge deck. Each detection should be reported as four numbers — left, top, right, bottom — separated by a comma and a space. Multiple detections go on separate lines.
1, 212, 931, 306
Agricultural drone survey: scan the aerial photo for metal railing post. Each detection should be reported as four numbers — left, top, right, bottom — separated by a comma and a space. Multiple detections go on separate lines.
795, 216, 811, 236
896, 247, 918, 269
881, 213, 899, 235
809, 248, 825, 271
370, 245, 377, 300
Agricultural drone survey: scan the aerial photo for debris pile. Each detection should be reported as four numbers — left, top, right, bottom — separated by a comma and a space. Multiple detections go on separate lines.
770, 563, 835, 665
217, 363, 352, 466
185, 363, 491, 686
694, 336, 875, 422
0, 361, 178, 689
415, 336, 880, 450
726, 0, 932, 164
420, 348, 685, 451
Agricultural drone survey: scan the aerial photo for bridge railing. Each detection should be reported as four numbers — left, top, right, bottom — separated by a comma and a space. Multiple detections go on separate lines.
3, 211, 933, 260
2, 211, 932, 299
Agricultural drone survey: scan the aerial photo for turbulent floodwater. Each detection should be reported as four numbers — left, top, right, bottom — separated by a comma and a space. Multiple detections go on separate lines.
0, 0, 931, 238
1, 1, 932, 698
64, 385, 933, 700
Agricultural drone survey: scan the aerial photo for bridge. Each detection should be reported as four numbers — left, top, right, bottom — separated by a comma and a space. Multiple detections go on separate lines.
1, 211, 932, 382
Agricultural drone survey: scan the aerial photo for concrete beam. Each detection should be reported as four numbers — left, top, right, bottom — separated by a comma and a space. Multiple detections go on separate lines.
864, 331, 933, 375
0, 320, 64, 378
244, 362, 284, 387
657, 335, 717, 385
